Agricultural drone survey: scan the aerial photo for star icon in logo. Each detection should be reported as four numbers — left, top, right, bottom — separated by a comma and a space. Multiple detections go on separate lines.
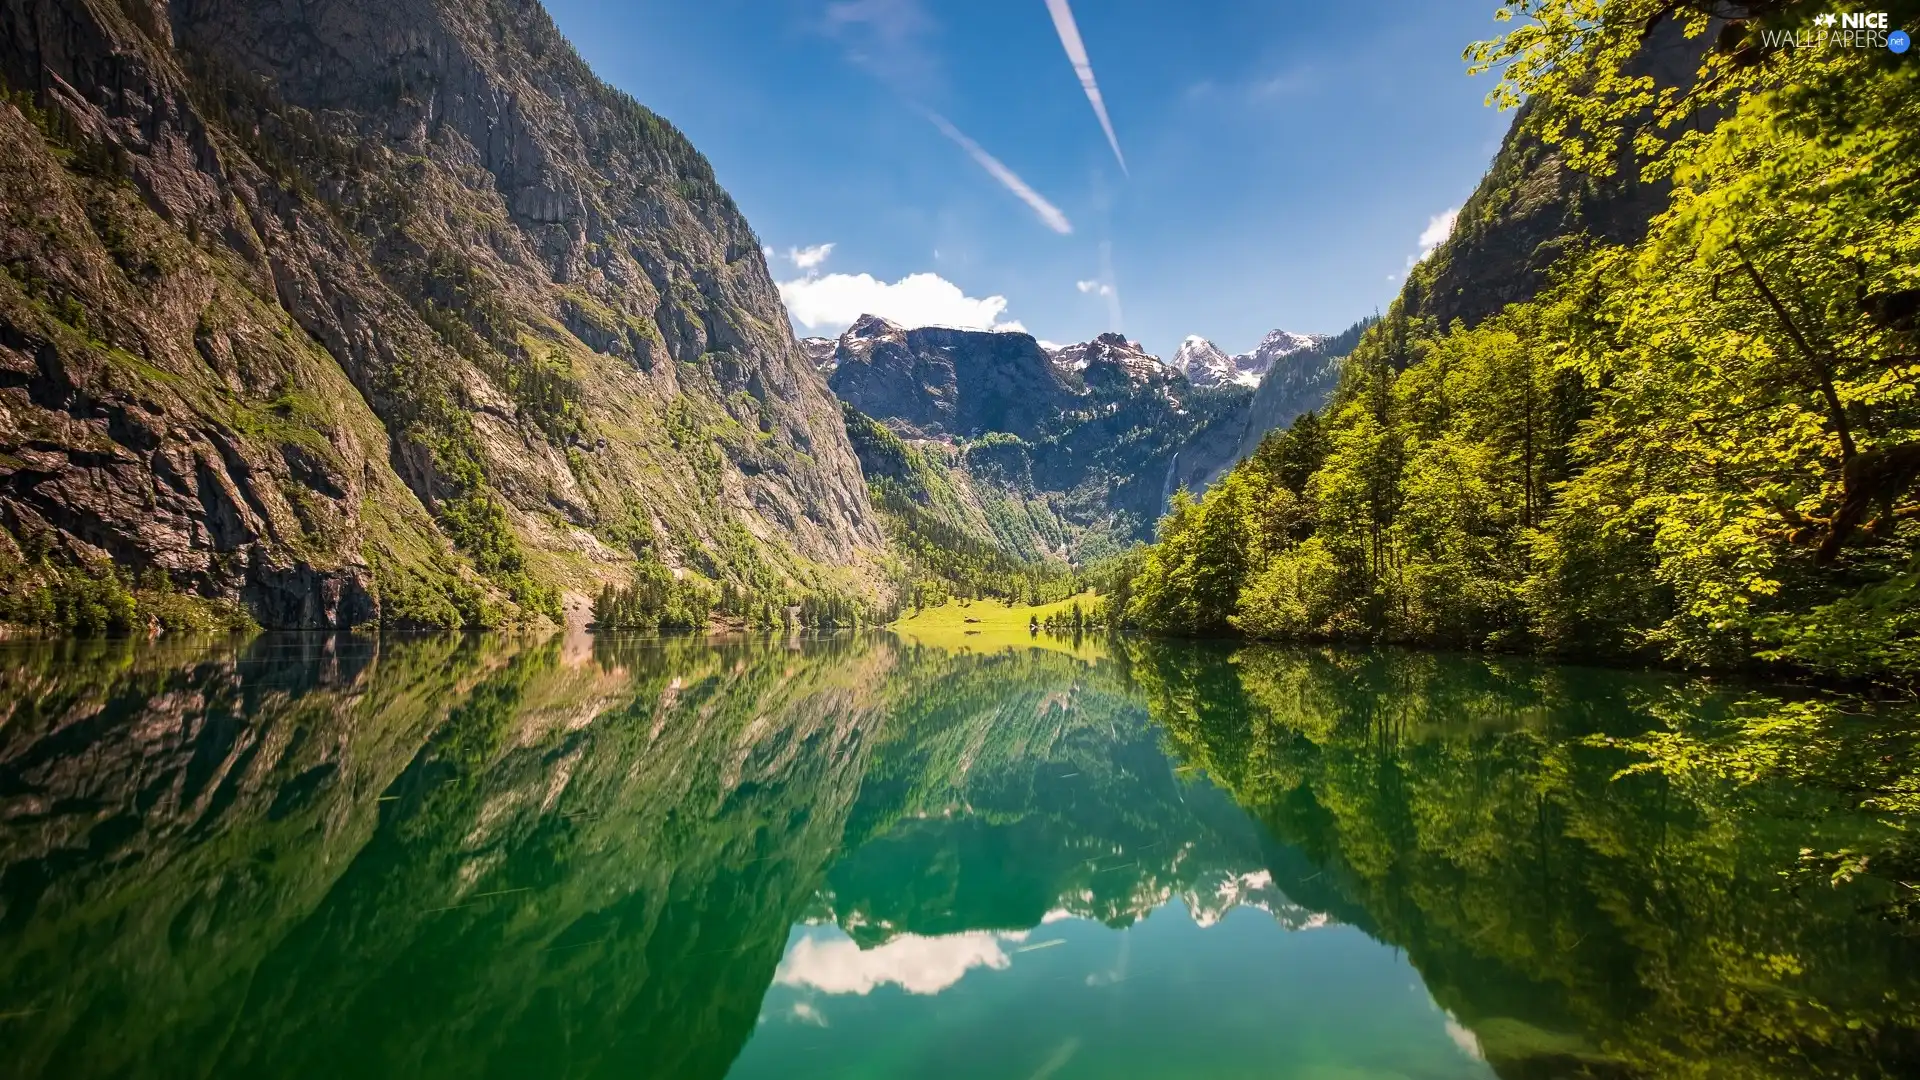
1814, 12, 1837, 26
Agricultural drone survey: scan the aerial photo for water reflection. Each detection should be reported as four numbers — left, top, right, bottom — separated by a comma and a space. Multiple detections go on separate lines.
0, 633, 1913, 1078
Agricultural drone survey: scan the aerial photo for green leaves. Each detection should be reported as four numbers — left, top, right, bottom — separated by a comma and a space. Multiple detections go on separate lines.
1119, 1, 1920, 682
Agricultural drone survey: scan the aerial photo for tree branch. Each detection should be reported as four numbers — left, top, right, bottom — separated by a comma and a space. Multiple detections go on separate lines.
1733, 242, 1856, 462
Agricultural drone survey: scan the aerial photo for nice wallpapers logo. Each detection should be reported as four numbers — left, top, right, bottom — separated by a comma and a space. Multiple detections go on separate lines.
1761, 10, 1910, 51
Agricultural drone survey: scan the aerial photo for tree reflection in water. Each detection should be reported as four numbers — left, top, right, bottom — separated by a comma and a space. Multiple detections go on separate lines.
0, 633, 1913, 1078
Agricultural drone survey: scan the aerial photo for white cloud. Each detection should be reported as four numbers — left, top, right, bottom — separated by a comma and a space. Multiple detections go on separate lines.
1076, 279, 1114, 297
787, 243, 836, 270
1043, 0, 1127, 174
1419, 208, 1460, 256
779, 271, 1023, 332
1445, 1012, 1484, 1061
775, 928, 1028, 996
925, 111, 1073, 235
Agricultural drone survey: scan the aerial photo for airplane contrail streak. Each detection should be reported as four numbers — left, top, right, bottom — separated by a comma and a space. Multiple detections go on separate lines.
1044, 0, 1127, 175
925, 111, 1074, 235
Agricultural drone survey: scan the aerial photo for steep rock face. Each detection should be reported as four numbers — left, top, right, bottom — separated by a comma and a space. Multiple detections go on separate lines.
0, 0, 880, 629
1407, 17, 1712, 329
827, 314, 1073, 441
801, 336, 837, 374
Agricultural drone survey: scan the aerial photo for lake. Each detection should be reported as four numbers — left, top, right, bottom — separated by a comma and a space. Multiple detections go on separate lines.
0, 632, 1916, 1078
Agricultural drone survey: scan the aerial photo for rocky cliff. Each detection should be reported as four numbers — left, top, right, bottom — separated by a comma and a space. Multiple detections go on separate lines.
828, 314, 1074, 441
1406, 16, 1712, 329
0, 0, 880, 631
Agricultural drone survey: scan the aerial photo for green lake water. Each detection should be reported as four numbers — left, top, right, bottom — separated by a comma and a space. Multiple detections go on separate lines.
0, 632, 1916, 1078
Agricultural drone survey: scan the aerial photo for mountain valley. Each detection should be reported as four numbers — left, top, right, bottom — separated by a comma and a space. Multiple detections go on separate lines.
815, 314, 1361, 566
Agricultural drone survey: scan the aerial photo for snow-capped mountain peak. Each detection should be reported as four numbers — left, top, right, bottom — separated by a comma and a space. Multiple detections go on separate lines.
1046, 333, 1165, 382
1228, 329, 1329, 388
1172, 336, 1237, 387
1246, 329, 1324, 363
1171, 328, 1327, 389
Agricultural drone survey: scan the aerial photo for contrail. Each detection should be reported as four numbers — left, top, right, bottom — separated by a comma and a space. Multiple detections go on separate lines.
925, 111, 1073, 235
1097, 240, 1123, 330
1044, 0, 1127, 175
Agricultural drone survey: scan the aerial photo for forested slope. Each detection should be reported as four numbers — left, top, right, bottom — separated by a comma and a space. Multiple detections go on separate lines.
1122, 1, 1920, 685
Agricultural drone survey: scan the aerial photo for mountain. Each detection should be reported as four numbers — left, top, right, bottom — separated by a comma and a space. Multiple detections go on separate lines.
1237, 328, 1324, 378
0, 0, 879, 632
1405, 15, 1710, 330
1174, 330, 1327, 390
1046, 331, 1166, 385
1232, 319, 1371, 462
1156, 323, 1369, 497
802, 337, 839, 374
1171, 336, 1236, 387
824, 316, 1370, 561
828, 315, 1072, 441
823, 318, 1248, 559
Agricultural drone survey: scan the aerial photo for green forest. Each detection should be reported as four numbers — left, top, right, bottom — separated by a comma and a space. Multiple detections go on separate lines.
1121, 1, 1920, 685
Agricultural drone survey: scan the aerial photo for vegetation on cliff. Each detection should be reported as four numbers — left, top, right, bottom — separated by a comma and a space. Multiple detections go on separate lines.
0, 0, 882, 636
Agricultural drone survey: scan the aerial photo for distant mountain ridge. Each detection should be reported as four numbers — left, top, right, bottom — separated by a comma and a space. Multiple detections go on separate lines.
1175, 330, 1328, 389
821, 316, 1251, 560
1233, 319, 1373, 462
817, 315, 1366, 564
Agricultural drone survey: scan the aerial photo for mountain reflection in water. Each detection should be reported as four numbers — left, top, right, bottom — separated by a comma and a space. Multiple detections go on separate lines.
0, 632, 1916, 1079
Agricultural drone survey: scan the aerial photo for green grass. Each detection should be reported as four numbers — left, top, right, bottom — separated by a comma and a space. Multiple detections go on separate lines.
889, 591, 1105, 661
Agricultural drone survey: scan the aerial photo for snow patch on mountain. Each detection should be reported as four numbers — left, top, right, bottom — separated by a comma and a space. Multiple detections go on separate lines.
1171, 335, 1237, 387
1172, 329, 1328, 389
1046, 333, 1165, 382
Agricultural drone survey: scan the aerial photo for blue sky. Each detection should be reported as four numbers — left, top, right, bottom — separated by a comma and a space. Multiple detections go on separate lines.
544, 0, 1518, 358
